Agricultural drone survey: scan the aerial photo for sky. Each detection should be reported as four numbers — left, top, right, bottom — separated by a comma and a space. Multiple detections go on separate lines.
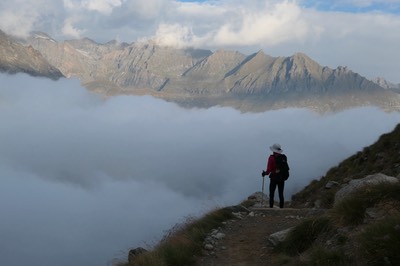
0, 0, 400, 83
1, 73, 400, 265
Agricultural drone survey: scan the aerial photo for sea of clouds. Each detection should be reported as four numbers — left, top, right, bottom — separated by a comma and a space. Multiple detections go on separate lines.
1, 73, 399, 266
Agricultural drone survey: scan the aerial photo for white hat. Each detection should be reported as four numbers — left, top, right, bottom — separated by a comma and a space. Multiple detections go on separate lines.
270, 143, 282, 154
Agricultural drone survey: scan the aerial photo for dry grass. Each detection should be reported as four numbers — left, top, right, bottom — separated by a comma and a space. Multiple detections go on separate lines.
118, 207, 234, 266
330, 182, 400, 226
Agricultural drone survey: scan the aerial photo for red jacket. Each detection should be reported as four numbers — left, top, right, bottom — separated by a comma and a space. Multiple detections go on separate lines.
265, 152, 279, 178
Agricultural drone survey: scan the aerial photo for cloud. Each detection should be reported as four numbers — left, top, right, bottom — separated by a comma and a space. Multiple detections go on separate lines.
295, 8, 400, 82
1, 73, 400, 265
212, 1, 310, 46
152, 23, 196, 48
127, 0, 167, 18
62, 16, 86, 38
82, 0, 125, 15
152, 1, 312, 49
64, 0, 126, 15
0, 0, 48, 37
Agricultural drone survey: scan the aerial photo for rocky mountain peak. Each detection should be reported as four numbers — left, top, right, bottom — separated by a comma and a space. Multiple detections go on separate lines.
290, 52, 320, 69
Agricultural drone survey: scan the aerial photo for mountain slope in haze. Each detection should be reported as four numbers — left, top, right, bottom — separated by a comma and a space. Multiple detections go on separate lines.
0, 30, 63, 80
292, 122, 400, 209
373, 76, 400, 94
2, 30, 399, 112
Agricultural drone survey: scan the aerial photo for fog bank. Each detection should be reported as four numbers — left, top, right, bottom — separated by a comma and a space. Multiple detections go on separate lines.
1, 73, 399, 265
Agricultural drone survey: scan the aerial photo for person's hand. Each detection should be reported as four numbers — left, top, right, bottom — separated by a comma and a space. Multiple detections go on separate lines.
262, 170, 266, 177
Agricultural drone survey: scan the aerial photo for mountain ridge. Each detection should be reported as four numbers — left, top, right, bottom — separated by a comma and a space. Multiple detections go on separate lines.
2, 29, 400, 112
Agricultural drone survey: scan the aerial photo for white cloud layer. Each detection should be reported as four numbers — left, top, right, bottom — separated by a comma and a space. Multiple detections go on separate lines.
1, 73, 400, 265
0, 0, 400, 82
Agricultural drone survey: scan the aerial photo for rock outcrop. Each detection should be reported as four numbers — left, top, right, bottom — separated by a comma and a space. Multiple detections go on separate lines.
0, 30, 63, 79
334, 173, 399, 206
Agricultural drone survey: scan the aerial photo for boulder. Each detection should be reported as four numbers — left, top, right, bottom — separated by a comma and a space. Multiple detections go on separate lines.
267, 227, 293, 247
325, 181, 340, 189
334, 173, 398, 206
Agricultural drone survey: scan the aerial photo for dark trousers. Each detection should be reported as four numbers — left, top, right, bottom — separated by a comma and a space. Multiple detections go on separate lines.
269, 179, 285, 208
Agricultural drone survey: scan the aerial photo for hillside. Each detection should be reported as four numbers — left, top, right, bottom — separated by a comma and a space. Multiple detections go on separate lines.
291, 123, 400, 209
117, 123, 400, 266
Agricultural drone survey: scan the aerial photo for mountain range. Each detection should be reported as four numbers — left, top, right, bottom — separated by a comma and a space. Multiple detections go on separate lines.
1, 29, 400, 113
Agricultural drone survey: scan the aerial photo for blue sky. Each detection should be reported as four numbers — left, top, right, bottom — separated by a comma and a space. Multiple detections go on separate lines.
1, 0, 400, 82
302, 0, 400, 13
178, 0, 400, 13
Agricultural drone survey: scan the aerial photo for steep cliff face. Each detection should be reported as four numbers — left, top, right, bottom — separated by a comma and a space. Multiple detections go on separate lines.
0, 30, 63, 79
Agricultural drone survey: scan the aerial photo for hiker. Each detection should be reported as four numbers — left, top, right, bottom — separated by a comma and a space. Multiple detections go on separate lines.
262, 143, 289, 208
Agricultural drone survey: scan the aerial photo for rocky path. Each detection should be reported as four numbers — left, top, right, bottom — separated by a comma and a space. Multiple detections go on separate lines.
194, 207, 324, 266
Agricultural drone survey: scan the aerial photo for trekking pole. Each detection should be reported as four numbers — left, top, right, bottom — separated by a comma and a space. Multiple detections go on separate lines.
261, 175, 265, 206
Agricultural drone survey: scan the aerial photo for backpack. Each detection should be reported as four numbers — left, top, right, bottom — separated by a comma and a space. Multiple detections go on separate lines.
274, 154, 290, 182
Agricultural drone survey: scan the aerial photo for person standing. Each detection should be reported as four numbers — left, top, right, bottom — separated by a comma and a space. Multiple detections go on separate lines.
262, 143, 289, 208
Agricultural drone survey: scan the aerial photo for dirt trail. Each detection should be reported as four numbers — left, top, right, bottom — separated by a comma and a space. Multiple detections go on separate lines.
194, 207, 324, 266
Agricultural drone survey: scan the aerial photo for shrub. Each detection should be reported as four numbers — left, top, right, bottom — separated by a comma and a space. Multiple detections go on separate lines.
330, 196, 367, 225
277, 217, 333, 255
122, 207, 234, 266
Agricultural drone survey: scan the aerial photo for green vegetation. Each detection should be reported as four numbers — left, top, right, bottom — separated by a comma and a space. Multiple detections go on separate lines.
359, 216, 400, 266
308, 246, 349, 266
118, 207, 234, 266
